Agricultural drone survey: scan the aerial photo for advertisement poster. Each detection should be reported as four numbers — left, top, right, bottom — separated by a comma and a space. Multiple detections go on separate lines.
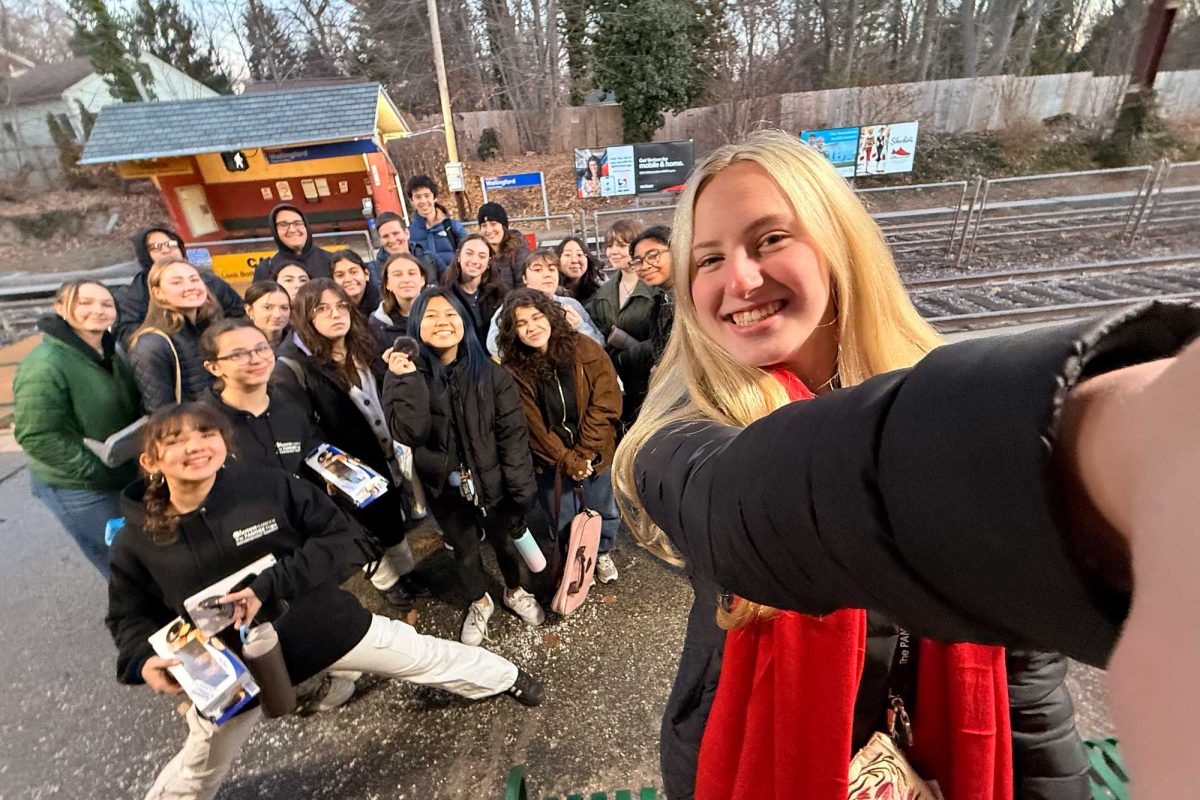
633, 141, 694, 193
800, 127, 860, 178
855, 121, 919, 176
574, 142, 690, 198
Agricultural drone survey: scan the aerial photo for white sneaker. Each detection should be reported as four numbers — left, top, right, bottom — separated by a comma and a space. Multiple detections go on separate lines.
596, 553, 619, 584
461, 594, 494, 645
503, 587, 546, 627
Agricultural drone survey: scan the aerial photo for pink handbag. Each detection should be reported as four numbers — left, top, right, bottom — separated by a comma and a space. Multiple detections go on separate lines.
549, 481, 601, 616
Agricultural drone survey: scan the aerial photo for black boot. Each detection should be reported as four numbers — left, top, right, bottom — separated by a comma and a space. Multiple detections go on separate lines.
504, 669, 544, 707
379, 579, 415, 613
399, 573, 432, 598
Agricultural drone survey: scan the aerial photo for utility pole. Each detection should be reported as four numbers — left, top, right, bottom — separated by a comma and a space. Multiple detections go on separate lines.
1100, 0, 1180, 166
426, 0, 468, 219
1127, 0, 1180, 98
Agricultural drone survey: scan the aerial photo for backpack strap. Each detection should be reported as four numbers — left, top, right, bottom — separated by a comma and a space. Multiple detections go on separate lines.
277, 356, 307, 391
277, 356, 319, 426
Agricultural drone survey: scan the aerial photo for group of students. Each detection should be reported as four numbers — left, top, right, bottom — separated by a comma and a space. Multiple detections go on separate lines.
12, 172, 683, 798
15, 139, 1200, 800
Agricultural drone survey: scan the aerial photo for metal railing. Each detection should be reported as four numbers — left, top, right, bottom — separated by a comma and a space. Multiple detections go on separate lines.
957, 165, 1157, 264
460, 213, 579, 239
184, 230, 374, 257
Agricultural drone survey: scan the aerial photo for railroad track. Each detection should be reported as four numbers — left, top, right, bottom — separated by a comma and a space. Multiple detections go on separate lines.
910, 254, 1200, 330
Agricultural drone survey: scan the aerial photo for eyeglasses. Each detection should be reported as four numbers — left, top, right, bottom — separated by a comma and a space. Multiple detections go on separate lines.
312, 301, 351, 318
276, 220, 306, 231
213, 343, 274, 364
629, 248, 669, 270
148, 241, 180, 253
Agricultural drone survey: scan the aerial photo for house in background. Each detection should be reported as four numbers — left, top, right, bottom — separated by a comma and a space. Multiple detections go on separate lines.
0, 53, 218, 189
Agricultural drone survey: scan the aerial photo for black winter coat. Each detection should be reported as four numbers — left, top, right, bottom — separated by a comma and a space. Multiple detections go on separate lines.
635, 301, 1200, 668
489, 230, 530, 290
127, 318, 215, 412
612, 289, 673, 420
383, 354, 536, 513
106, 466, 373, 690
114, 227, 245, 346
450, 282, 506, 348
1007, 650, 1092, 799
199, 387, 319, 475
368, 305, 409, 378
269, 336, 409, 547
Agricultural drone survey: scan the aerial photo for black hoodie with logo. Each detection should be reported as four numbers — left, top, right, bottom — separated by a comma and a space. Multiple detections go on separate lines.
106, 466, 374, 690
114, 227, 246, 347
200, 387, 319, 475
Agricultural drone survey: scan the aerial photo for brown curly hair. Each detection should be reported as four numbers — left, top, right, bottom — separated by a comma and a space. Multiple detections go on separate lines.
139, 403, 234, 546
496, 288, 578, 384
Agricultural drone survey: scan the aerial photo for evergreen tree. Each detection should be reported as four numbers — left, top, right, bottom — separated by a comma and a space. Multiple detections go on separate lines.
592, 0, 700, 141
243, 0, 303, 82
130, 0, 231, 93
561, 0, 592, 106
67, 0, 153, 102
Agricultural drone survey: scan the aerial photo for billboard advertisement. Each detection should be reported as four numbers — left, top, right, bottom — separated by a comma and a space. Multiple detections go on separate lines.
800, 127, 860, 178
574, 140, 694, 198
855, 121, 919, 176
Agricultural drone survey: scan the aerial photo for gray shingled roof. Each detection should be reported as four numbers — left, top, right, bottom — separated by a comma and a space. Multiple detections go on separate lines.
3, 57, 94, 106
79, 83, 389, 164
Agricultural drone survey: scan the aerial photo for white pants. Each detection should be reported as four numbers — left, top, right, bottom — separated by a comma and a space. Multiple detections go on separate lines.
368, 539, 417, 590
145, 614, 519, 799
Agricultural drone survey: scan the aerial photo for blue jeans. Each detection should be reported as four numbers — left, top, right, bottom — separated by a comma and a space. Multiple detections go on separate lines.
30, 475, 121, 577
535, 467, 619, 554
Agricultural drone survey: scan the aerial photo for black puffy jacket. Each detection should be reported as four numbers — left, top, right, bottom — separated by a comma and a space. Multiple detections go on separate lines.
126, 318, 215, 411
106, 466, 373, 689
368, 305, 409, 379
269, 335, 410, 547
114, 227, 245, 346
383, 352, 536, 512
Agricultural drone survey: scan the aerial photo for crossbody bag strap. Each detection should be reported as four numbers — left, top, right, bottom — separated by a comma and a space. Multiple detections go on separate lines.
145, 328, 182, 403
886, 627, 919, 747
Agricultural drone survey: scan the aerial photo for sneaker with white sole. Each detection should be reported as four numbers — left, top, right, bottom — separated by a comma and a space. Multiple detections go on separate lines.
461, 594, 494, 645
298, 673, 357, 714
503, 587, 545, 627
596, 553, 619, 584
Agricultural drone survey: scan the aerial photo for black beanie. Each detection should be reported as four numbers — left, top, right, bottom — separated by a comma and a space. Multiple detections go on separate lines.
477, 202, 509, 230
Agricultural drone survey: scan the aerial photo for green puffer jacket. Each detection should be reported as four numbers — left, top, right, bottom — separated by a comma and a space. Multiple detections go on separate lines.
14, 315, 142, 490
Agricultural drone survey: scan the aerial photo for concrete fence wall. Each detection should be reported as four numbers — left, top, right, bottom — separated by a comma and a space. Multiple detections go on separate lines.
437, 69, 1200, 158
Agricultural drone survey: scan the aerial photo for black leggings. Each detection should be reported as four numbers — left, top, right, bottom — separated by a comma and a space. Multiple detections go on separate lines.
428, 491, 524, 601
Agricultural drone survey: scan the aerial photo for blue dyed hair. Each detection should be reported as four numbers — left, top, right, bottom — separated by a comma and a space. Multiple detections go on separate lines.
408, 286, 490, 388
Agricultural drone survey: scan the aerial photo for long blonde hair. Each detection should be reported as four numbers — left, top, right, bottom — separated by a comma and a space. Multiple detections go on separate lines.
611, 129, 943, 628
131, 258, 221, 347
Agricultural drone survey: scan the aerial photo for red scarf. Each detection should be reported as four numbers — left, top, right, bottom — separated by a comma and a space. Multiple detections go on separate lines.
695, 368, 1013, 800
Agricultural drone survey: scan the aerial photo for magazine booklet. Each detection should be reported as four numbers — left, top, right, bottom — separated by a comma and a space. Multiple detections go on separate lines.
305, 443, 389, 508
148, 618, 259, 725
83, 415, 148, 467
184, 554, 278, 638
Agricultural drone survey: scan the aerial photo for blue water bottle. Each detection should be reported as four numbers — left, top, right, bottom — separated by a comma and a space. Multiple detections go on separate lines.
512, 528, 546, 573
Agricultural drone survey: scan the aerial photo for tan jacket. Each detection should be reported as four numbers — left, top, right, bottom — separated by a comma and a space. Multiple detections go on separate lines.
510, 335, 623, 477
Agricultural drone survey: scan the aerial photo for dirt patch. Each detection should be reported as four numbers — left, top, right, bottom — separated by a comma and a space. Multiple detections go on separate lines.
0, 182, 169, 275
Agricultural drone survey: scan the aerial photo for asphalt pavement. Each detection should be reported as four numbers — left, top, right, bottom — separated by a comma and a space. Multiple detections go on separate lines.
0, 451, 1114, 799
